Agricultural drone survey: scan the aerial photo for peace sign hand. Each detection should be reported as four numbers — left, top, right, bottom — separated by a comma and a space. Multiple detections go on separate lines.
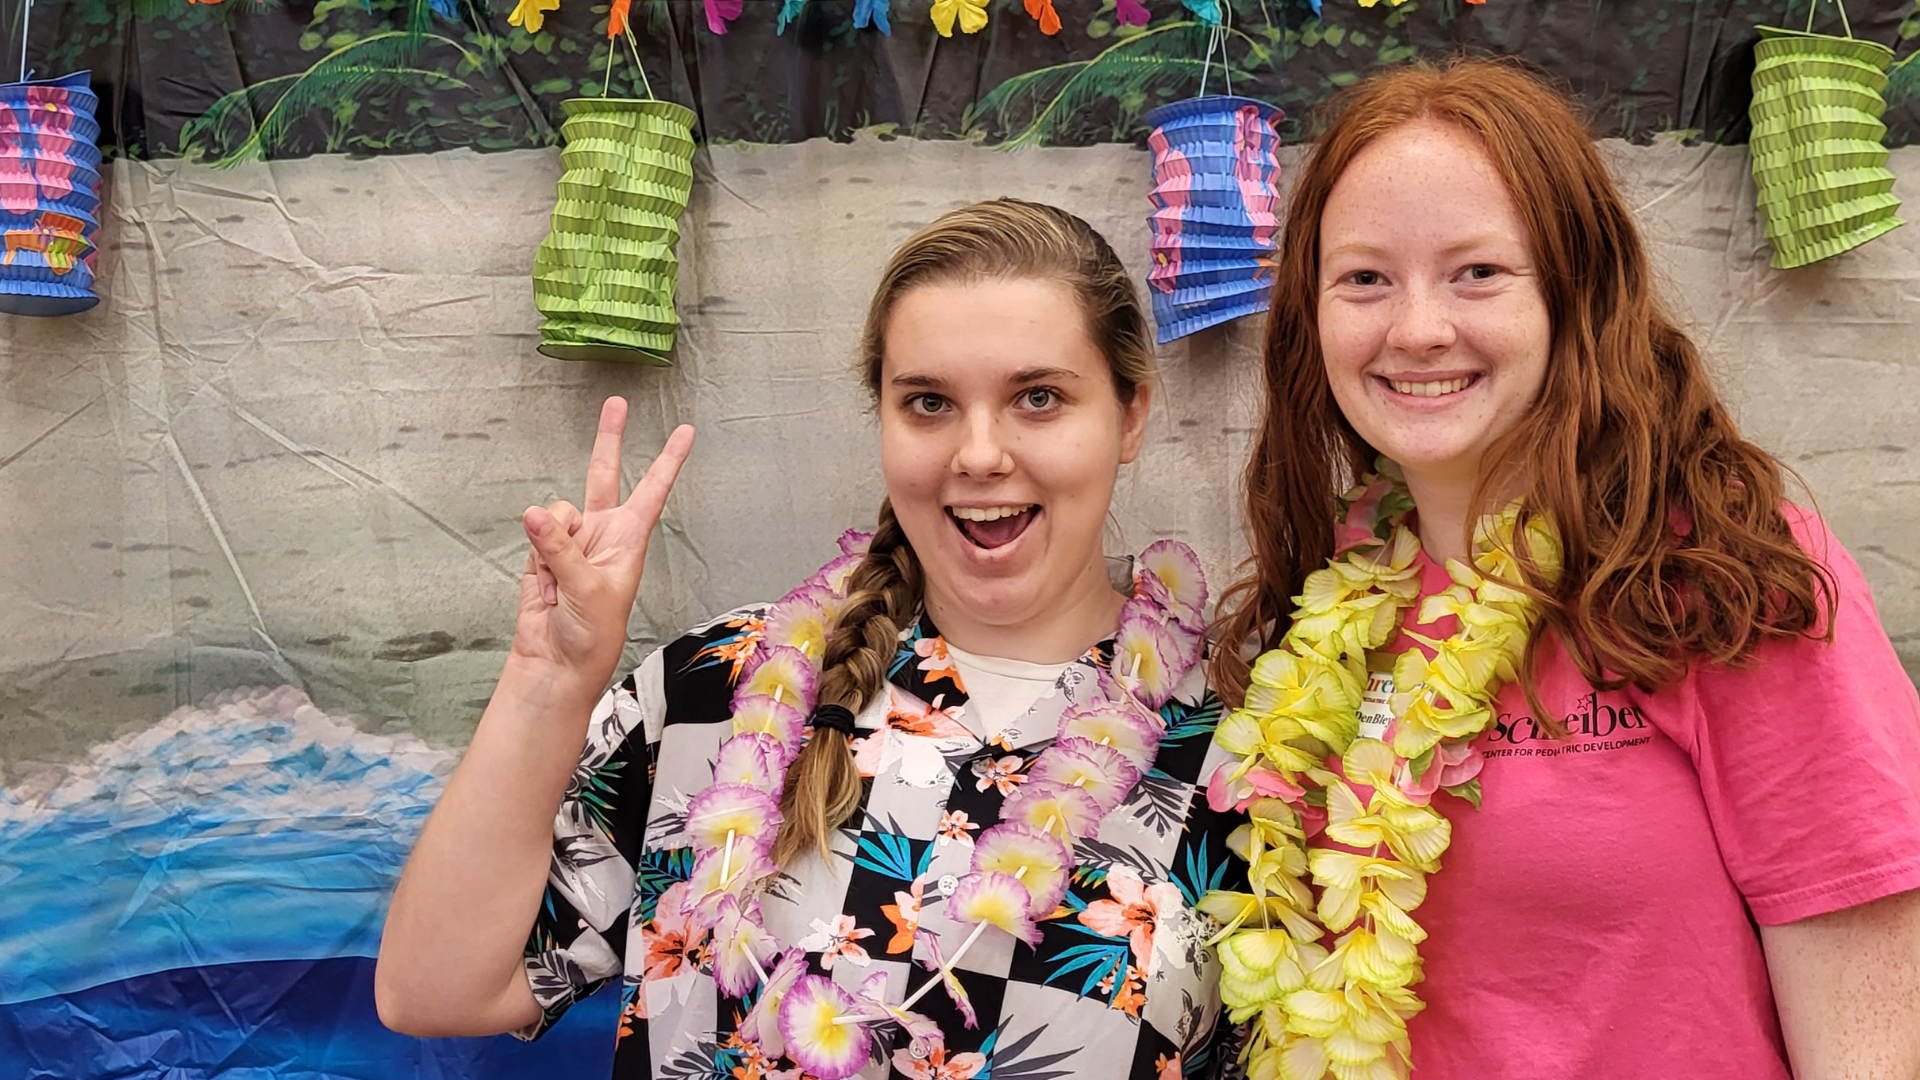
514, 397, 695, 692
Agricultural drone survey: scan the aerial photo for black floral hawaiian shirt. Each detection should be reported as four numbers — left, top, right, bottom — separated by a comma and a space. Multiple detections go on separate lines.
519, 599, 1250, 1080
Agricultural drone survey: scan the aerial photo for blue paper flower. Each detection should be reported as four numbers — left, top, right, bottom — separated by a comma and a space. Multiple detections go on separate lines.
854, 0, 891, 33
1182, 0, 1220, 24
777, 0, 807, 32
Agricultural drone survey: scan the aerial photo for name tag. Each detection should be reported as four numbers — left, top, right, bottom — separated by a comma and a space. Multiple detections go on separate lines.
1358, 671, 1394, 743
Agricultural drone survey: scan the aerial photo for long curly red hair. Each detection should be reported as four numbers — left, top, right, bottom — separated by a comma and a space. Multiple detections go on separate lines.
1210, 58, 1835, 708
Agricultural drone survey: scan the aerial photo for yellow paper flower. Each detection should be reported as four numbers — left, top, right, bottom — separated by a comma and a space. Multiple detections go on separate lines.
930, 0, 988, 35
508, 0, 559, 32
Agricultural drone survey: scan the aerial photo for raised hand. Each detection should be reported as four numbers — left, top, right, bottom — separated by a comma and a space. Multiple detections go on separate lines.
514, 397, 695, 691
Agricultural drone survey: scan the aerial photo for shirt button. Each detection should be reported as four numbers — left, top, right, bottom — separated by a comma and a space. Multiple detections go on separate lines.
937, 874, 960, 897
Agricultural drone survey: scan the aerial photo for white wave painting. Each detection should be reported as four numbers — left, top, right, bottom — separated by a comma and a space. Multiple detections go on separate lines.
0, 686, 455, 1005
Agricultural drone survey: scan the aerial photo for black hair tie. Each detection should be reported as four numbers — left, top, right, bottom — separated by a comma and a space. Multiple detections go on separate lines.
808, 703, 858, 734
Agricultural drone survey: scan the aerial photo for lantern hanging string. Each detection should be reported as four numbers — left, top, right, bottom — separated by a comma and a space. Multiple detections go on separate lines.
1804, 0, 1853, 38
19, 0, 32, 83
1195, 9, 1229, 98
623, 26, 653, 99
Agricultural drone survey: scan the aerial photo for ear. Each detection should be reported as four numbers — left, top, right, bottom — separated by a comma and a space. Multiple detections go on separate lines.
1117, 380, 1153, 465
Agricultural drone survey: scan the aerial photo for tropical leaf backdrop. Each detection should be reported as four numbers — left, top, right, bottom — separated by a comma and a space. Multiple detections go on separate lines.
7, 0, 1920, 159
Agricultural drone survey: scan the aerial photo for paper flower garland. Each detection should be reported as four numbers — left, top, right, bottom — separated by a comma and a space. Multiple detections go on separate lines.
0, 70, 103, 318
1201, 466, 1556, 1080
1749, 21, 1904, 269
531, 97, 697, 364
1143, 95, 1284, 343
681, 534, 1208, 1078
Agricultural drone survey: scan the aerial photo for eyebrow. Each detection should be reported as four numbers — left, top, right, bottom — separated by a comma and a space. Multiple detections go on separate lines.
1322, 233, 1521, 263
888, 366, 1084, 390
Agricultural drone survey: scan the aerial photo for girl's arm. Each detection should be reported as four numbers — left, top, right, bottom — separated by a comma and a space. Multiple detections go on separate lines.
374, 401, 693, 1037
1761, 889, 1920, 1080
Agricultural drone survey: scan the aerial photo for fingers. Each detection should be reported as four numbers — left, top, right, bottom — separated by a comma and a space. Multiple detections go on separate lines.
523, 503, 592, 605
623, 425, 696, 525
583, 397, 629, 513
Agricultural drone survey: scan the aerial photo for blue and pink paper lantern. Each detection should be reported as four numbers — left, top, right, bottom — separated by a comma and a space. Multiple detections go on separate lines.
0, 71, 103, 317
1144, 95, 1283, 343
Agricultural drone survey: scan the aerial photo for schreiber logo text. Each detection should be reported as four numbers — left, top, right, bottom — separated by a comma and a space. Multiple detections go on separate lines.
1482, 691, 1651, 760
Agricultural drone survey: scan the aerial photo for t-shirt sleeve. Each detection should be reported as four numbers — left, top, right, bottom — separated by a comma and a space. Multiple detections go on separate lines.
513, 648, 666, 1041
1686, 509, 1920, 926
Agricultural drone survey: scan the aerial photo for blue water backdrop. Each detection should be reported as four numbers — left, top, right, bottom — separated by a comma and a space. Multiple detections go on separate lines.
0, 685, 613, 1077
0, 956, 618, 1079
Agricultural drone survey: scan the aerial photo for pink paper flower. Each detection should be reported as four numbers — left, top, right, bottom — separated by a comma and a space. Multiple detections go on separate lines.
809, 551, 862, 602
1056, 702, 1162, 772
778, 975, 873, 1080
1027, 737, 1139, 814
1400, 738, 1484, 802
1136, 539, 1207, 627
685, 782, 782, 852
682, 840, 776, 932
703, 0, 743, 34
739, 948, 807, 1056
913, 929, 979, 1028
738, 645, 820, 714
969, 824, 1071, 920
712, 731, 789, 792
711, 895, 779, 997
767, 584, 834, 660
1115, 0, 1150, 26
1000, 779, 1103, 841
838, 528, 874, 556
950, 870, 1041, 947
1335, 478, 1395, 555
1113, 603, 1183, 709
731, 693, 807, 751
1204, 758, 1303, 814
859, 970, 943, 1050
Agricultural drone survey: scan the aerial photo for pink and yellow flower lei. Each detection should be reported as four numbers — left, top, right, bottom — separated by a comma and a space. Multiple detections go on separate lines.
1200, 464, 1559, 1080
678, 531, 1210, 1079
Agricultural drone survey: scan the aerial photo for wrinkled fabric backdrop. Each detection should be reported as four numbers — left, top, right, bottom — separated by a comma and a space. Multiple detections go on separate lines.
2, 1, 1918, 1077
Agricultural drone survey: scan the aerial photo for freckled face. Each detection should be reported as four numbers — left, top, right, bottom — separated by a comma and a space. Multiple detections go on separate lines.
1317, 119, 1553, 488
879, 278, 1149, 632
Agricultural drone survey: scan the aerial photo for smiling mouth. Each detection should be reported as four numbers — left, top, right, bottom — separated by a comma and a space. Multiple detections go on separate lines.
948, 505, 1038, 549
1382, 374, 1480, 398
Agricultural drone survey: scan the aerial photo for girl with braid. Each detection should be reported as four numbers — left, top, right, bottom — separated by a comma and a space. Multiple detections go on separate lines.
376, 200, 1248, 1080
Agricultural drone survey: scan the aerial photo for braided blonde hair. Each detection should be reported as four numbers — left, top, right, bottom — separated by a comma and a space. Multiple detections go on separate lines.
771, 198, 1159, 865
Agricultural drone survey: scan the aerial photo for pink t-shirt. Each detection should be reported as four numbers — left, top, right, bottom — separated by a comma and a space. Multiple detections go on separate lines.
1400, 508, 1920, 1077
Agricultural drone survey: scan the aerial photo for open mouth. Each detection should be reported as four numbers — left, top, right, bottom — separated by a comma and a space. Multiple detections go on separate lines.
1381, 374, 1480, 398
948, 505, 1038, 550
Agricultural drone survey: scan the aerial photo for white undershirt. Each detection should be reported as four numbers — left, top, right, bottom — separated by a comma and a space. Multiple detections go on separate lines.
943, 642, 1069, 742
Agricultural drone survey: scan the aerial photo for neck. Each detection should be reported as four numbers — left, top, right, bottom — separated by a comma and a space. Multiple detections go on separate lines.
1401, 466, 1480, 566
924, 558, 1126, 666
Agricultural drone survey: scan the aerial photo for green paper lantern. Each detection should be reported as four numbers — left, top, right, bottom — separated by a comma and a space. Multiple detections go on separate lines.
1748, 23, 1904, 270
533, 98, 698, 364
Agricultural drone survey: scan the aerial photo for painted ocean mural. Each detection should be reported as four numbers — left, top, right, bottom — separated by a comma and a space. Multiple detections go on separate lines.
0, 685, 616, 1078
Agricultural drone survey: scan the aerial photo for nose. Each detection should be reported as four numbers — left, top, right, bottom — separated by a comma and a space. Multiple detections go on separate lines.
950, 409, 1014, 479
1385, 282, 1458, 356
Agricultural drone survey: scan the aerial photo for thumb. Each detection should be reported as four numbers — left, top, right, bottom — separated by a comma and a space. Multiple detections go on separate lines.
524, 506, 595, 594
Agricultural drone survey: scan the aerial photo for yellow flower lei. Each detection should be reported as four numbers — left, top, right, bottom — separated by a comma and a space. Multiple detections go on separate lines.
1200, 464, 1560, 1080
